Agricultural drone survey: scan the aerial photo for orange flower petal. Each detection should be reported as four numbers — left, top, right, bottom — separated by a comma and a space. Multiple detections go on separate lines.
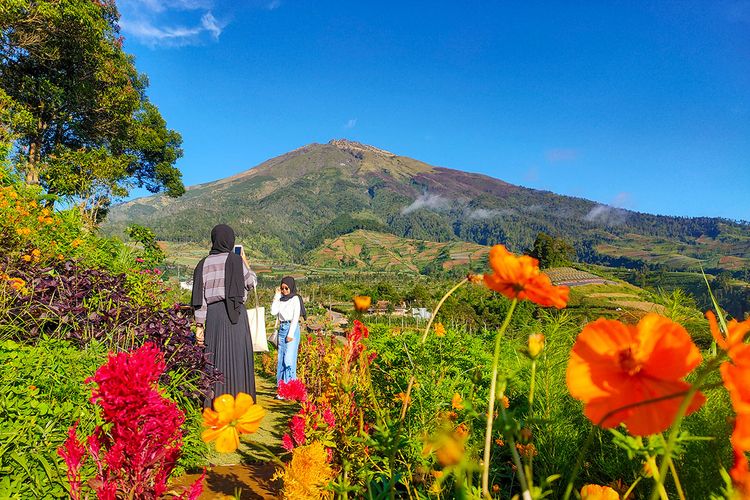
233, 392, 255, 420
567, 314, 705, 436
214, 426, 240, 453
580, 484, 620, 500
639, 314, 702, 380
213, 394, 237, 424
236, 406, 267, 434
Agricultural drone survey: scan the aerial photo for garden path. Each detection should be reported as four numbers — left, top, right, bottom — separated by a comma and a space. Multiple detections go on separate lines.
171, 376, 295, 499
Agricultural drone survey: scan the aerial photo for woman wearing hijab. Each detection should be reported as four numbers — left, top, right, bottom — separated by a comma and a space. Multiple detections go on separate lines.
192, 224, 258, 407
271, 276, 307, 392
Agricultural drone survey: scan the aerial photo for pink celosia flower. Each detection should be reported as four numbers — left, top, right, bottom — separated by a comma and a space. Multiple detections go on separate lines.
59, 343, 203, 499
282, 434, 294, 451
291, 415, 307, 445
278, 379, 307, 402
322, 407, 336, 428
58, 424, 86, 500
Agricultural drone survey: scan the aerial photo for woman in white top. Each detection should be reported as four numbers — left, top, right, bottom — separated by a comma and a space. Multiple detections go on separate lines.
271, 276, 306, 391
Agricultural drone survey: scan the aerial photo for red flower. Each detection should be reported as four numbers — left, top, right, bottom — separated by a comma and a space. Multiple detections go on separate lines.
282, 433, 294, 451
59, 343, 202, 499
291, 415, 307, 445
322, 407, 336, 428
58, 424, 86, 500
278, 379, 308, 402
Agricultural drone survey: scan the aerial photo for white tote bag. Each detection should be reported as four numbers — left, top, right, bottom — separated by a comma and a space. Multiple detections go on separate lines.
247, 287, 268, 352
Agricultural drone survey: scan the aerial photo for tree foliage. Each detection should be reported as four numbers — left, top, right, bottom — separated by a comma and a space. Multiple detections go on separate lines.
528, 232, 575, 269
0, 0, 184, 216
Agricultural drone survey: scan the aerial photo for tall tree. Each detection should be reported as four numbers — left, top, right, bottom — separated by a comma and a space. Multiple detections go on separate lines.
0, 0, 184, 216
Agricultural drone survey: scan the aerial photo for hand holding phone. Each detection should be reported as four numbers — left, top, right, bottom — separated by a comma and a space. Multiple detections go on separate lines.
233, 244, 243, 256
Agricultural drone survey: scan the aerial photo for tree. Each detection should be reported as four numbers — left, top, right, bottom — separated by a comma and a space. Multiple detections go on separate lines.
0, 0, 183, 216
528, 232, 575, 269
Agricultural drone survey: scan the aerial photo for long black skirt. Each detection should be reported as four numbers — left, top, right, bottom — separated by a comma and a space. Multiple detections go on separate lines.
203, 300, 256, 408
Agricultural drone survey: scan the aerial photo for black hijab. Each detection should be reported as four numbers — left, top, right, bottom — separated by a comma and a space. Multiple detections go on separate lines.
192, 224, 247, 324
280, 276, 307, 320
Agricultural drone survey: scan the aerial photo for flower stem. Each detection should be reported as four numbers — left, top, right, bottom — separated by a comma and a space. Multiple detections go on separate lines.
398, 277, 469, 420
560, 379, 722, 500
481, 298, 518, 497
648, 355, 723, 500
668, 459, 686, 500
528, 360, 537, 410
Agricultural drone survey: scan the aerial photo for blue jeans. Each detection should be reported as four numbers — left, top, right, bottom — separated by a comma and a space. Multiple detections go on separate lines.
276, 321, 300, 384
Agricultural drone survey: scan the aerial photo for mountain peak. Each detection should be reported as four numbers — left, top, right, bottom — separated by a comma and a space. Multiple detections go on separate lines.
328, 139, 396, 158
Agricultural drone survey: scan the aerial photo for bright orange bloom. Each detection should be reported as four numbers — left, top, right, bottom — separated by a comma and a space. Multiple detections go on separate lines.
730, 438, 750, 499
721, 345, 750, 418
394, 392, 411, 406
501, 395, 510, 409
353, 295, 371, 312
7, 277, 25, 290
483, 245, 569, 308
451, 392, 463, 410
708, 311, 750, 353
434, 322, 446, 337
566, 313, 705, 436
580, 484, 620, 500
201, 392, 266, 453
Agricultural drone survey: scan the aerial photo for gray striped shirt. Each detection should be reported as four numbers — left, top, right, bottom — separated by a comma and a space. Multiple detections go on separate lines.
195, 253, 257, 325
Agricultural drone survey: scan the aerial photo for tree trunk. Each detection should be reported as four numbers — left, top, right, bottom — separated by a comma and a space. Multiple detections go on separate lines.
26, 139, 40, 184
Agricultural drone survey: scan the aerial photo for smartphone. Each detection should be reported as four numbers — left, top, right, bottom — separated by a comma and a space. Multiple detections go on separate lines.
233, 245, 243, 255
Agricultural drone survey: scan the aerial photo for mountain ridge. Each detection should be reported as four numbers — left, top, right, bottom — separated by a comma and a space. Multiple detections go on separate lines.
105, 139, 750, 274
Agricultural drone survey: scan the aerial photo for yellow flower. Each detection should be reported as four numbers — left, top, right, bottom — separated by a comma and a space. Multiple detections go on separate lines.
71, 239, 82, 248
527, 333, 545, 359
580, 484, 620, 500
353, 295, 372, 312
274, 441, 334, 499
16, 227, 31, 236
434, 322, 446, 337
21, 255, 32, 262
31, 249, 40, 258
394, 392, 411, 406
451, 392, 464, 410
7, 277, 25, 290
201, 393, 266, 453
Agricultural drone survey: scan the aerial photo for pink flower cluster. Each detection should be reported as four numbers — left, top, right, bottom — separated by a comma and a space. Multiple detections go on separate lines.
278, 379, 307, 402
58, 343, 203, 499
280, 379, 337, 452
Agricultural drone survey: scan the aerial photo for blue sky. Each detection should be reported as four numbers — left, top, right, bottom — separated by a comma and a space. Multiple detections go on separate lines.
118, 0, 750, 221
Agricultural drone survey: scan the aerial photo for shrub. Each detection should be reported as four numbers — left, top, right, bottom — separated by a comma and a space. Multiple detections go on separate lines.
0, 338, 105, 499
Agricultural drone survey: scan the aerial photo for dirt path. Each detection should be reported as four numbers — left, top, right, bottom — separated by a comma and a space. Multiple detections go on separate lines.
171, 376, 296, 499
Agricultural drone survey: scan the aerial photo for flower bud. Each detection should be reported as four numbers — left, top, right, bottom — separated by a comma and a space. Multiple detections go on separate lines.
527, 333, 545, 359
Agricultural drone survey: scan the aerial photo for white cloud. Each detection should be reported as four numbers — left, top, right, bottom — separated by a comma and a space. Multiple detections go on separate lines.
344, 118, 357, 129
466, 208, 515, 219
118, 0, 226, 47
267, 0, 282, 10
545, 148, 579, 163
401, 193, 451, 215
201, 12, 223, 40
584, 191, 633, 225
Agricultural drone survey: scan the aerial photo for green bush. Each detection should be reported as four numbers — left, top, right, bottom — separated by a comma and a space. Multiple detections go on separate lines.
0, 338, 105, 499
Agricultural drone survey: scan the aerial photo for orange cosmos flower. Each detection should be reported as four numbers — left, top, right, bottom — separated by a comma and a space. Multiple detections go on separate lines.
434, 322, 446, 337
483, 245, 569, 308
707, 311, 750, 353
394, 392, 411, 406
201, 392, 266, 453
566, 313, 705, 436
353, 295, 371, 312
580, 484, 620, 500
451, 392, 463, 410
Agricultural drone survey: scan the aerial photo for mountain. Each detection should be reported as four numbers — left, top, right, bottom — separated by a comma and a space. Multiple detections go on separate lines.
104, 139, 750, 274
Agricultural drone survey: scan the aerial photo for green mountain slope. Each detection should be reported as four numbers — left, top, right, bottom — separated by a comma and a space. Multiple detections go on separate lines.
105, 139, 750, 274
